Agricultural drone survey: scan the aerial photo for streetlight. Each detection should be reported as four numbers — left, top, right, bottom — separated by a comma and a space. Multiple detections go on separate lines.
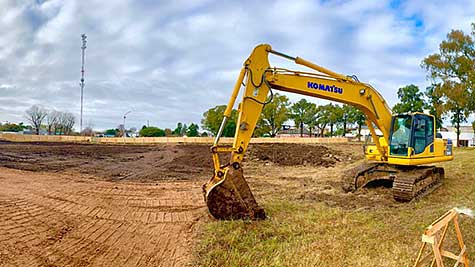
123, 110, 132, 137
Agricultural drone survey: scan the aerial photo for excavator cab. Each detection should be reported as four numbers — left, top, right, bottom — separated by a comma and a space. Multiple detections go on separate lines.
389, 113, 435, 157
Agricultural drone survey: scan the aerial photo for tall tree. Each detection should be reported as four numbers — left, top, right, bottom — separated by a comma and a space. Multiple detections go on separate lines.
289, 99, 316, 137
327, 104, 343, 137
347, 107, 366, 140
255, 93, 290, 137
315, 105, 331, 137
46, 110, 60, 135
421, 24, 475, 146
58, 112, 75, 135
425, 85, 444, 129
25, 105, 47, 135
392, 84, 426, 113
201, 105, 238, 137
340, 105, 352, 137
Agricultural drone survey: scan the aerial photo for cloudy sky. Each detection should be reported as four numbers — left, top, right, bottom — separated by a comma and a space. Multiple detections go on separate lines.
1, 0, 474, 131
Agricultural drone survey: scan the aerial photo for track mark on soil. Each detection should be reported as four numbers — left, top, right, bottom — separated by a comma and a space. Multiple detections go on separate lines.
0, 167, 205, 267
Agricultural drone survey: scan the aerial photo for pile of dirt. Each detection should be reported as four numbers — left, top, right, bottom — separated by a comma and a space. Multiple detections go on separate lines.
248, 143, 352, 167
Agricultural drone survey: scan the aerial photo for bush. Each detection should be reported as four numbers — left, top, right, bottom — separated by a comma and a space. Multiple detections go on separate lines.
139, 127, 165, 137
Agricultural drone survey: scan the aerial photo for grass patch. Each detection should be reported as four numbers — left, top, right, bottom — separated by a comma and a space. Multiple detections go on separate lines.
194, 147, 475, 266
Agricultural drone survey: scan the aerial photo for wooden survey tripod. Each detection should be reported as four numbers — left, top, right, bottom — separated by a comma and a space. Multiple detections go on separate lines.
414, 209, 469, 267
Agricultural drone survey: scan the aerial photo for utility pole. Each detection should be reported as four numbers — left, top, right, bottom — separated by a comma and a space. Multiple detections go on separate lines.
80, 34, 87, 133
123, 111, 132, 137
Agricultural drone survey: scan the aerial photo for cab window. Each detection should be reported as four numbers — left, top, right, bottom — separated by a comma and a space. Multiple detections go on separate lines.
389, 116, 412, 156
412, 115, 434, 154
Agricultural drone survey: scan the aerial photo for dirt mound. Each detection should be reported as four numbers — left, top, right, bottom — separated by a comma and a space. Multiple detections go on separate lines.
248, 143, 351, 167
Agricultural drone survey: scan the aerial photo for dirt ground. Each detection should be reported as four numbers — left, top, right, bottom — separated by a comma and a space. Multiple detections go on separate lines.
0, 141, 360, 266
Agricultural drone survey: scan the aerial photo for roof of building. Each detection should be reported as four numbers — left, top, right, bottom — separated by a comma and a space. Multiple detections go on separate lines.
441, 126, 474, 133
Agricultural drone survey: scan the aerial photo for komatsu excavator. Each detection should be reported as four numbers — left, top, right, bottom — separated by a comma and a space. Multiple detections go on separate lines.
203, 44, 454, 220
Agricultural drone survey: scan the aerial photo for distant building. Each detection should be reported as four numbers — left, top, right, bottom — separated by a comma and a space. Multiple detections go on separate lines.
439, 126, 474, 147
348, 126, 383, 141
276, 126, 311, 137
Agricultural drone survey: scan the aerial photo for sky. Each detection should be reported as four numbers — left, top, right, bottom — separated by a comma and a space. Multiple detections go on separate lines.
0, 0, 474, 131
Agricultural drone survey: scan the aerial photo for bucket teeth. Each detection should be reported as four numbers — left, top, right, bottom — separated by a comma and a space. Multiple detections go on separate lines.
203, 167, 265, 220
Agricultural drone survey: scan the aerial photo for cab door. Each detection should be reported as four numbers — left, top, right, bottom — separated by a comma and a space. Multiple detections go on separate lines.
410, 114, 435, 156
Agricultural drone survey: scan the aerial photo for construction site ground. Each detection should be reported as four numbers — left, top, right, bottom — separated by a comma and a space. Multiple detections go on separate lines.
0, 141, 473, 266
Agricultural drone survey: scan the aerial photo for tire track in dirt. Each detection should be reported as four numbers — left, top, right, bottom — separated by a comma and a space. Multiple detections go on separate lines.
0, 167, 206, 267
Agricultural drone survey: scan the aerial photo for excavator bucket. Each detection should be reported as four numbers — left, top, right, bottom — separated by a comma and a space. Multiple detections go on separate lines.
203, 166, 265, 220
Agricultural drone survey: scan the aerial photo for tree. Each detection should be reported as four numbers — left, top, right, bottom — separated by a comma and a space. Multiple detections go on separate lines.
202, 105, 238, 137
173, 122, 184, 136
339, 105, 352, 137
472, 121, 475, 134
58, 112, 75, 135
289, 99, 317, 137
164, 128, 173, 136
46, 110, 60, 135
255, 93, 290, 137
25, 105, 47, 135
421, 24, 475, 146
186, 123, 199, 137
0, 122, 25, 132
327, 104, 343, 137
347, 106, 366, 140
425, 85, 444, 129
139, 127, 166, 137
315, 105, 331, 137
392, 84, 426, 113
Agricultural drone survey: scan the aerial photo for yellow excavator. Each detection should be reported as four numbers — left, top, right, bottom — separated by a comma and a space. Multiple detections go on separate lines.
203, 44, 454, 220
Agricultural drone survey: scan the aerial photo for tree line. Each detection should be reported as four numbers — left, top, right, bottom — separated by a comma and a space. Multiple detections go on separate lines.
101, 122, 203, 137
201, 95, 366, 138
12, 105, 76, 135
137, 122, 202, 137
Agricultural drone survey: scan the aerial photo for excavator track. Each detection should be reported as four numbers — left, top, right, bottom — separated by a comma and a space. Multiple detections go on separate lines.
392, 167, 444, 202
342, 163, 444, 202
341, 162, 380, 192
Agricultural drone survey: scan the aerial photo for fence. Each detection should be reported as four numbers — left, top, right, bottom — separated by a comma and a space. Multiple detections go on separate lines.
0, 133, 349, 144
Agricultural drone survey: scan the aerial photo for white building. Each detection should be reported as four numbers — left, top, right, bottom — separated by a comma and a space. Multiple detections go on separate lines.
439, 126, 474, 147
347, 126, 383, 141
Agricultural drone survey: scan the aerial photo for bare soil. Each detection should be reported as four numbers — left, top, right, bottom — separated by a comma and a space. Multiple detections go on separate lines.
0, 141, 362, 266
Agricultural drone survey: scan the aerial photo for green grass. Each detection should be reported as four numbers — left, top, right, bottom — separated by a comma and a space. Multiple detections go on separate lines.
194, 147, 475, 266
